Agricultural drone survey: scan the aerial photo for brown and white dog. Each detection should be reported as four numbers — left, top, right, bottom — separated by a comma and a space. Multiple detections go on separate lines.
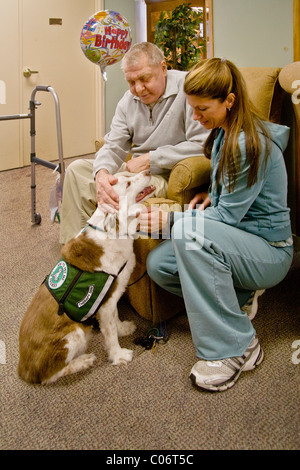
18, 170, 155, 384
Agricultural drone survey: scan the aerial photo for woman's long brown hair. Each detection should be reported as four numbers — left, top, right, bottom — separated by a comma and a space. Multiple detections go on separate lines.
184, 58, 271, 191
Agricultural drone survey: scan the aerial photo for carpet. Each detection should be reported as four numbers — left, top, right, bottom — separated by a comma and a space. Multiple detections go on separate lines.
0, 160, 299, 450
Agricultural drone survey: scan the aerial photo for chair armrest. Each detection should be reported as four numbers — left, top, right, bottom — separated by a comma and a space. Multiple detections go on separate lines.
143, 197, 182, 212
95, 137, 105, 151
167, 156, 211, 208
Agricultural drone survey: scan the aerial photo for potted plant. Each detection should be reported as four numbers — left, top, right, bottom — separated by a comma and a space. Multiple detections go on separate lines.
154, 2, 206, 70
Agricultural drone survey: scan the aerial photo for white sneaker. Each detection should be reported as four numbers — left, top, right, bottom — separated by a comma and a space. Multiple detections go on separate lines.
190, 336, 264, 392
241, 290, 265, 320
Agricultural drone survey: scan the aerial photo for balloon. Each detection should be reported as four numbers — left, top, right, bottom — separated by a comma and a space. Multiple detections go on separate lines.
80, 10, 132, 81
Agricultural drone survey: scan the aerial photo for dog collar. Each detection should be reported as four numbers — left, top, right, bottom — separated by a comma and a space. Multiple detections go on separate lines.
81, 223, 103, 234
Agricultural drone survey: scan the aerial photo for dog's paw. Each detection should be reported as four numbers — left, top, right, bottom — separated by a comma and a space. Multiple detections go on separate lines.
111, 348, 133, 365
43, 353, 97, 384
82, 353, 97, 367
117, 320, 136, 337
70, 353, 96, 372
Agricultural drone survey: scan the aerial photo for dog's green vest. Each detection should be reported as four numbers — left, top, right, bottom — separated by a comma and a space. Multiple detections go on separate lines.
45, 258, 116, 323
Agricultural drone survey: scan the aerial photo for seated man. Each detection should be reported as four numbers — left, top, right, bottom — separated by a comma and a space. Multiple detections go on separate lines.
60, 42, 208, 244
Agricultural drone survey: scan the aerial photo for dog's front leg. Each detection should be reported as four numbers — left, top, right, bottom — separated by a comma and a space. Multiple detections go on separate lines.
116, 317, 136, 337
98, 305, 133, 365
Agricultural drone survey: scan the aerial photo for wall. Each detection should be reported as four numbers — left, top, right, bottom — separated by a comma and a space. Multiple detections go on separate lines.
213, 0, 297, 239
102, 0, 294, 133
213, 0, 293, 67
104, 0, 136, 132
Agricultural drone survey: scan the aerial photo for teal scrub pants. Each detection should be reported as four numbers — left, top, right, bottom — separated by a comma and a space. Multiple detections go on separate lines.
147, 214, 293, 360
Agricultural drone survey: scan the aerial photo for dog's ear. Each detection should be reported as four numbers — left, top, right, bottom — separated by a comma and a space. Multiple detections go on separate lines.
103, 212, 119, 237
61, 233, 103, 272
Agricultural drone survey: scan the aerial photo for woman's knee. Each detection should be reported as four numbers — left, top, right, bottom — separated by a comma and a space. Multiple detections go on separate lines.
146, 240, 174, 283
172, 214, 206, 252
146, 240, 182, 296
146, 246, 162, 282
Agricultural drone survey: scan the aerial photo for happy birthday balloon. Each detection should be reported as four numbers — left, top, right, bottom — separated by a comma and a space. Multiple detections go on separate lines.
80, 10, 132, 81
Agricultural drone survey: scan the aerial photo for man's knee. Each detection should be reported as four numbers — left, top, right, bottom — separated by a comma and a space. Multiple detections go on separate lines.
65, 158, 93, 180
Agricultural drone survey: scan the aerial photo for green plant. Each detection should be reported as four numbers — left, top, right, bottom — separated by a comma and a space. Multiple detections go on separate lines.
154, 2, 206, 71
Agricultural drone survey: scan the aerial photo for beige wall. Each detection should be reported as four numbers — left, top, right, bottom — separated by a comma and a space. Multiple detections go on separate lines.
104, 0, 136, 132
213, 0, 293, 67
103, 0, 294, 133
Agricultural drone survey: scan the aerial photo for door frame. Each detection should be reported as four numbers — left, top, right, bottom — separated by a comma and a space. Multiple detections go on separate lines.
95, 0, 105, 142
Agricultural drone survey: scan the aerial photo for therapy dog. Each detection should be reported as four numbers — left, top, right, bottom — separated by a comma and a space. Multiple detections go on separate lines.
18, 170, 155, 384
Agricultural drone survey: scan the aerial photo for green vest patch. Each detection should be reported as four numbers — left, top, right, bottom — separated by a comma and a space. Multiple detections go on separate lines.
45, 258, 116, 323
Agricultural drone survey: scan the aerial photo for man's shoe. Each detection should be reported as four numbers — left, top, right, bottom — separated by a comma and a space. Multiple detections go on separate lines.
241, 290, 265, 320
190, 336, 264, 392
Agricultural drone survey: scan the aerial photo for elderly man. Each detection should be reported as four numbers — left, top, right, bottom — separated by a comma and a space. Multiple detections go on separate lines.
59, 42, 208, 244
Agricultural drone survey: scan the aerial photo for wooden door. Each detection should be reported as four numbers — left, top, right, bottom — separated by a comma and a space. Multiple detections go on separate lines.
0, 0, 22, 171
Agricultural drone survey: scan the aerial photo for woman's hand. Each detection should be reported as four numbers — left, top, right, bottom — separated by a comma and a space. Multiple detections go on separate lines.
188, 192, 210, 211
138, 206, 168, 234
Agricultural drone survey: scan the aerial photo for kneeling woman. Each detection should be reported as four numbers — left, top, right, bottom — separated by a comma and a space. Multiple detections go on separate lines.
139, 58, 293, 392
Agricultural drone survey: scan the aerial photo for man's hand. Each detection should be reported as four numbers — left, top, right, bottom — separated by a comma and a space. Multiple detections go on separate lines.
188, 192, 210, 211
126, 153, 150, 173
95, 169, 119, 211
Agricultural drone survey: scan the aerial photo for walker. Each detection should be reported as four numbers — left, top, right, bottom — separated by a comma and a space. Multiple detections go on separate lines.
0, 86, 64, 224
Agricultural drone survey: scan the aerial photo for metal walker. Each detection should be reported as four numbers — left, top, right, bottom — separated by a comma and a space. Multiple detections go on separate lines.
0, 86, 64, 224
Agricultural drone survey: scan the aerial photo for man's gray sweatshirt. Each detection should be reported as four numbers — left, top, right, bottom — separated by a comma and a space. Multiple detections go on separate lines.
93, 69, 209, 177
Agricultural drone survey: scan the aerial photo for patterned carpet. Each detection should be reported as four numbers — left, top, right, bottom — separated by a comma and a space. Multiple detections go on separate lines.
0, 161, 299, 450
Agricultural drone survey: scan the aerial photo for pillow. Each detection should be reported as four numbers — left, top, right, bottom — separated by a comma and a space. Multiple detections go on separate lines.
239, 67, 282, 122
